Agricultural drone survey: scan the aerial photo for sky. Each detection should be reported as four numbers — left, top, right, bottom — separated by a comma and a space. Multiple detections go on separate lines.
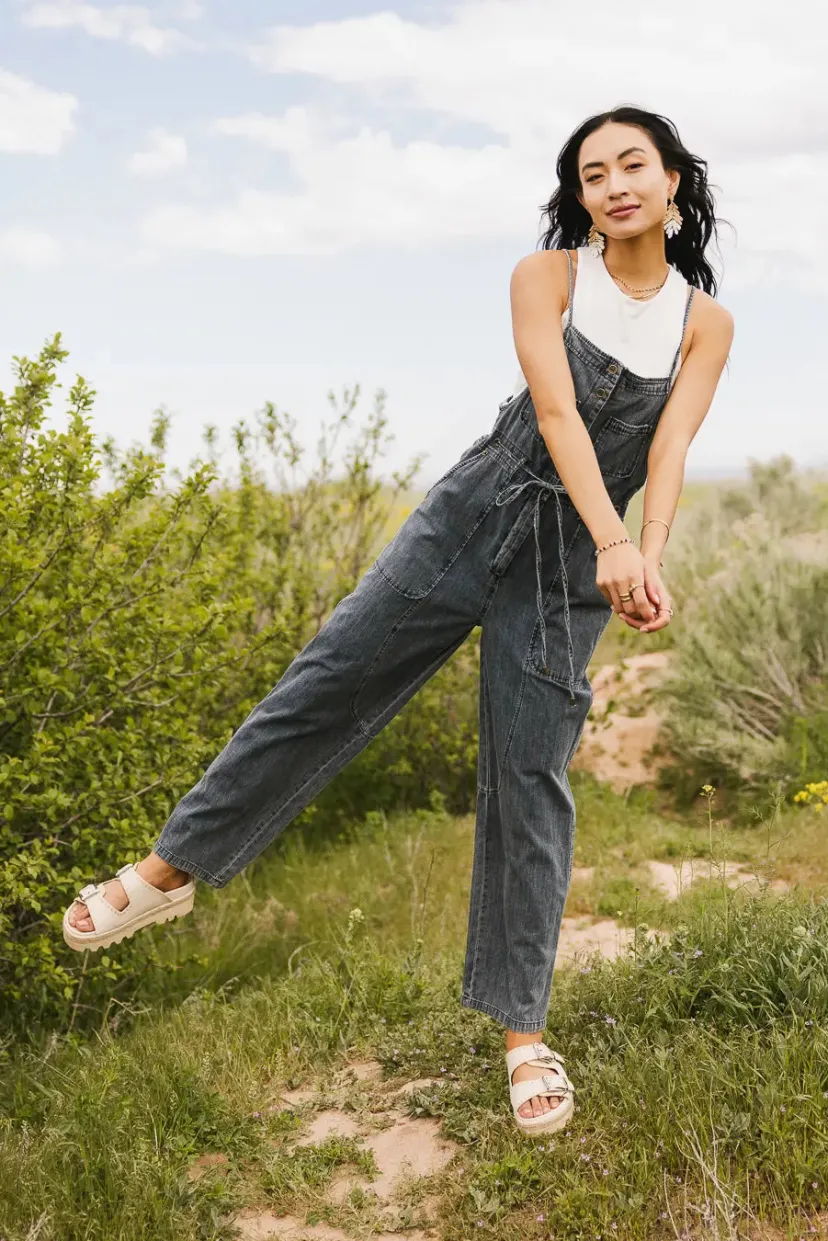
1, 0, 826, 490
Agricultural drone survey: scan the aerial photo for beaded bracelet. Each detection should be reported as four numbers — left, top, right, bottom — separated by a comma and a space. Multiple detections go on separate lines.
594, 535, 666, 569
594, 536, 634, 557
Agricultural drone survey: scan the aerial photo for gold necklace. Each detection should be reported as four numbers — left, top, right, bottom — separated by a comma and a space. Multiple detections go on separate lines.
605, 263, 670, 298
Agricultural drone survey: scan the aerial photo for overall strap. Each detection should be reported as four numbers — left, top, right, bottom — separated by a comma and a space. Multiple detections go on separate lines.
564, 248, 576, 338
667, 284, 696, 387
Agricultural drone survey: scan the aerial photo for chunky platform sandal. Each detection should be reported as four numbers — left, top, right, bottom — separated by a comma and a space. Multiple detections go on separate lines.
62, 863, 195, 953
505, 1040, 575, 1136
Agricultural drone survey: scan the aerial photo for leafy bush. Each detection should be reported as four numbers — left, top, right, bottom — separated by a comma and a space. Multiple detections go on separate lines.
0, 337, 480, 1036
656, 456, 828, 800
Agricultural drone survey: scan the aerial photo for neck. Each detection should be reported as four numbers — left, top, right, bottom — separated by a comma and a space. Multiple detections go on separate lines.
601, 232, 669, 285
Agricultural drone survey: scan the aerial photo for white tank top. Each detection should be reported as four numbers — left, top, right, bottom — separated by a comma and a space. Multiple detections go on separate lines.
510, 245, 689, 397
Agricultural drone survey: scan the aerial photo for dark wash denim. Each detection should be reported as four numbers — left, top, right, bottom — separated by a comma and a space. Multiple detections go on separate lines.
154, 251, 695, 1033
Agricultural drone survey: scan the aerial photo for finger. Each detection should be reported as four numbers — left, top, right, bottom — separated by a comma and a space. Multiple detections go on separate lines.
606, 583, 624, 614
630, 582, 656, 622
641, 605, 673, 633
617, 583, 641, 619
618, 608, 645, 630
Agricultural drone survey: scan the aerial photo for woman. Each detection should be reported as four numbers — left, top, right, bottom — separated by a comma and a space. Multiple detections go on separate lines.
63, 105, 733, 1136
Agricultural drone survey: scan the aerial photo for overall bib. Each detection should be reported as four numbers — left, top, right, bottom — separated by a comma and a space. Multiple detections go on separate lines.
154, 249, 695, 1033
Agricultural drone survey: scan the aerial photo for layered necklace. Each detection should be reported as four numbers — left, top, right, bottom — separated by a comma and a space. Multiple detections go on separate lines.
604, 261, 670, 300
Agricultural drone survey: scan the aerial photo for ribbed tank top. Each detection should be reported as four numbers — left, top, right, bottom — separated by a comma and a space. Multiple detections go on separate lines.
510, 245, 689, 397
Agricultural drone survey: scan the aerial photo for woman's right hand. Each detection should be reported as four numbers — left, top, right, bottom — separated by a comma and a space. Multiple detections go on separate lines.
595, 541, 658, 625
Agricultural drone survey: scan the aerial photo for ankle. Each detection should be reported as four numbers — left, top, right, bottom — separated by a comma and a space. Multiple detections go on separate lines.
505, 1030, 545, 1052
136, 853, 190, 889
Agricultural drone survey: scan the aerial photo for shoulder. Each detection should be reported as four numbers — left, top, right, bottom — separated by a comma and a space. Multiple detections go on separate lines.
686, 286, 734, 359
510, 249, 571, 313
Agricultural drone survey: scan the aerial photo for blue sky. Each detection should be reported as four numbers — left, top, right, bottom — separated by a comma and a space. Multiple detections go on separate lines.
1, 0, 825, 488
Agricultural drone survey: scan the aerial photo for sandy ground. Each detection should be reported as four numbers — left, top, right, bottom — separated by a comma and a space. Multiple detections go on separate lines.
229, 1063, 457, 1240
572, 650, 672, 793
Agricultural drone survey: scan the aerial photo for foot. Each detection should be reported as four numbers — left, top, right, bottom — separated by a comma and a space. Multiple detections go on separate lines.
509, 1058, 567, 1119
67, 854, 191, 933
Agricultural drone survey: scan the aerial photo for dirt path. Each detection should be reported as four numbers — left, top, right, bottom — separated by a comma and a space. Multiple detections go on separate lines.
572, 651, 672, 793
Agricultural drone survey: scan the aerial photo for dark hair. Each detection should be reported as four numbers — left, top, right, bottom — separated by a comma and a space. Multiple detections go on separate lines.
537, 106, 732, 296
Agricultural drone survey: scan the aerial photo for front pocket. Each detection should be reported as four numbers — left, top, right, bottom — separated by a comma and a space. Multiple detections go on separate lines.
527, 525, 613, 689
375, 437, 502, 600
592, 415, 654, 480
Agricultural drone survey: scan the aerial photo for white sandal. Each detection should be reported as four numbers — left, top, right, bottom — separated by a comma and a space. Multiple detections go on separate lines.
62, 863, 196, 952
506, 1040, 575, 1136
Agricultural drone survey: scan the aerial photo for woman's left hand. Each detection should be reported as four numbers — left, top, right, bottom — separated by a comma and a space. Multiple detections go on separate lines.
615, 556, 673, 632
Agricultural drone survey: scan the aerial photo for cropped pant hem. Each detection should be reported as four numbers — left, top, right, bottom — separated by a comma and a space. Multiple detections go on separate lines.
152, 841, 225, 889
460, 990, 547, 1034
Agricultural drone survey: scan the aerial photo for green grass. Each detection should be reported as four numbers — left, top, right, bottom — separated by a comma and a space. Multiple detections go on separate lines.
3, 780, 828, 1239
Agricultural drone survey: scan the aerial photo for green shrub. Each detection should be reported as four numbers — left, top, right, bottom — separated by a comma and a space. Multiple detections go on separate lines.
0, 337, 479, 1036
656, 456, 828, 801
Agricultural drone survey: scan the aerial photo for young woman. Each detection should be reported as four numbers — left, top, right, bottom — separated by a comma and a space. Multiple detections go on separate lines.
63, 106, 733, 1137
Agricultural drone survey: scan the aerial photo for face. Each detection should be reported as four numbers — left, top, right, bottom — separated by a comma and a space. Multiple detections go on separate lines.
575, 122, 679, 239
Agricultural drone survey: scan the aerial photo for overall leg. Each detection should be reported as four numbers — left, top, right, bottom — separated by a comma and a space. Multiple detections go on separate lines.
151, 433, 522, 887
461, 520, 611, 1031
152, 561, 477, 886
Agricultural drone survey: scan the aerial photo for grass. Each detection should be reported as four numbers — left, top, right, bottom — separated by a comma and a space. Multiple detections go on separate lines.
2, 780, 828, 1240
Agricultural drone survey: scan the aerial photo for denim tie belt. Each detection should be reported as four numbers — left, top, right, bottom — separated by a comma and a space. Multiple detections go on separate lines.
494, 466, 577, 705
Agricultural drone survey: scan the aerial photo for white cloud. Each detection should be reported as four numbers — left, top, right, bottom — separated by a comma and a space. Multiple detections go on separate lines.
22, 2, 191, 56
127, 126, 187, 175
144, 108, 532, 254
0, 69, 77, 154
141, 0, 824, 284
0, 227, 60, 268
173, 0, 203, 19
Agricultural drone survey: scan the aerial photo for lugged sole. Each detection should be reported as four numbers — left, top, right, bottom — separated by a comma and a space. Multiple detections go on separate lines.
62, 889, 195, 953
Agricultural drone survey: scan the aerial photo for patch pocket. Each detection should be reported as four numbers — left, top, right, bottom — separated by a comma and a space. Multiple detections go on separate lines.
375, 435, 501, 601
529, 531, 613, 689
423, 434, 489, 498
592, 415, 655, 480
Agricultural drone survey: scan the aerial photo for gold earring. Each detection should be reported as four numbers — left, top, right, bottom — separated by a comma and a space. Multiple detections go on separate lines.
664, 195, 682, 238
587, 221, 605, 255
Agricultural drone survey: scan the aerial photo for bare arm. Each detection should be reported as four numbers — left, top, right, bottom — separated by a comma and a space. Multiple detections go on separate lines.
510, 250, 628, 552
639, 298, 735, 561
625, 298, 735, 631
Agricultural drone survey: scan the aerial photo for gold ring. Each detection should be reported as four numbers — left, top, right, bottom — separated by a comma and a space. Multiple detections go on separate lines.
618, 592, 632, 602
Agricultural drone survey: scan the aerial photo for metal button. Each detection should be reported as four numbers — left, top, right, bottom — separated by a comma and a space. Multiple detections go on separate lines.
608, 363, 618, 374
596, 388, 608, 398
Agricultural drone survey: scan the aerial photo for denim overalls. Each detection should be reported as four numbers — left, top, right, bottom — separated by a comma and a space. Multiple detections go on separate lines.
154, 249, 695, 1034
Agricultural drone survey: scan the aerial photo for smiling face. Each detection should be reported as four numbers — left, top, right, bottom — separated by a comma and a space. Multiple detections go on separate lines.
575, 121, 679, 239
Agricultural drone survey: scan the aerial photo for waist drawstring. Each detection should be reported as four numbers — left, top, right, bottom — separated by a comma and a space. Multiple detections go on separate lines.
494, 467, 577, 705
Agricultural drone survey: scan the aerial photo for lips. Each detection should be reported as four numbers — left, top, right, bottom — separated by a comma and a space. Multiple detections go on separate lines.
608, 205, 639, 217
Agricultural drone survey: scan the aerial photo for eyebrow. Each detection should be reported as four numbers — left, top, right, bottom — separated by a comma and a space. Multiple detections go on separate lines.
581, 146, 648, 173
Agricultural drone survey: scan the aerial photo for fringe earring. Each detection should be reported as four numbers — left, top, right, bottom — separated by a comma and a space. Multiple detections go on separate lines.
664, 195, 682, 238
587, 221, 605, 255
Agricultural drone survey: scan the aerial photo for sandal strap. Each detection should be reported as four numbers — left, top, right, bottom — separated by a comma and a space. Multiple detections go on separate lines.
506, 1041, 574, 1111
73, 864, 176, 933
505, 1040, 566, 1078
510, 1073, 574, 1112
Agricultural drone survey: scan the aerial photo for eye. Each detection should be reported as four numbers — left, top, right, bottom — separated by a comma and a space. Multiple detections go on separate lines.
627, 162, 643, 170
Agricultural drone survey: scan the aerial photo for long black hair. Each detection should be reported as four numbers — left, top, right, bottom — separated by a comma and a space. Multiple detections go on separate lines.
537, 106, 732, 297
